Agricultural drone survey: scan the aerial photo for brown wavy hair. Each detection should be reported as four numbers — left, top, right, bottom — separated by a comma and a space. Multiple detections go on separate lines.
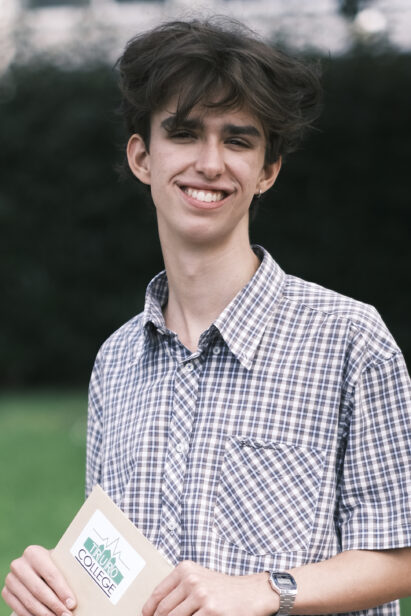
117, 17, 322, 180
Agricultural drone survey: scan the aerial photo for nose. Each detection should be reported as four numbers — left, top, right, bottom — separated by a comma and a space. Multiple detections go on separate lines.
194, 139, 225, 179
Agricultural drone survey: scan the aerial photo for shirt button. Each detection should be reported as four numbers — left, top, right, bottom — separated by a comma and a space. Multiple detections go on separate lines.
167, 520, 177, 531
212, 346, 221, 355
176, 442, 186, 453
185, 362, 193, 372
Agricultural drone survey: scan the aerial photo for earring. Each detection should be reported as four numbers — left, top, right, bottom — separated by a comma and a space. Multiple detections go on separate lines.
255, 188, 262, 199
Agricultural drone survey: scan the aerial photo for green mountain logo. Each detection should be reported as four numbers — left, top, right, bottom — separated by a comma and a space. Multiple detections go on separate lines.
84, 537, 124, 584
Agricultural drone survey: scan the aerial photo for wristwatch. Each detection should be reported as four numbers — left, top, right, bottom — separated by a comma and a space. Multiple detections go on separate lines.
266, 570, 297, 616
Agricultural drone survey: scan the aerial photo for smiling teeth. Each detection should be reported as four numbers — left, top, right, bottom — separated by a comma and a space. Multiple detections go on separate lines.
184, 187, 225, 203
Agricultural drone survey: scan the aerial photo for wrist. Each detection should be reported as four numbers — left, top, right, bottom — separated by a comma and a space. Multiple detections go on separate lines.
254, 572, 280, 616
266, 571, 297, 616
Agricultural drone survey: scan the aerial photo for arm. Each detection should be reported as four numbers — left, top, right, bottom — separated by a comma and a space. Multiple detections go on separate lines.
290, 547, 411, 614
142, 548, 411, 616
86, 349, 104, 496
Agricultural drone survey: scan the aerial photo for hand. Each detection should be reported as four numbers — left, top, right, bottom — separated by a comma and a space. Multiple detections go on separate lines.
2, 545, 77, 616
142, 560, 278, 616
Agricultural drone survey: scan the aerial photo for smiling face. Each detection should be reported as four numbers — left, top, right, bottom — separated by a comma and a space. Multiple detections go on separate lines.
127, 101, 281, 251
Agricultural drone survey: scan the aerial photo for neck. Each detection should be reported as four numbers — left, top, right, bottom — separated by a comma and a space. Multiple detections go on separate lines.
161, 238, 260, 352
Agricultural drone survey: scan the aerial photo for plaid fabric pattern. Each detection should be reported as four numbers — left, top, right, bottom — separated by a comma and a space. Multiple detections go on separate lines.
87, 246, 411, 616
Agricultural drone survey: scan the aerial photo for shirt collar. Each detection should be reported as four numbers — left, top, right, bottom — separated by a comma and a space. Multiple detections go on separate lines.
213, 246, 285, 369
141, 246, 285, 369
142, 269, 169, 331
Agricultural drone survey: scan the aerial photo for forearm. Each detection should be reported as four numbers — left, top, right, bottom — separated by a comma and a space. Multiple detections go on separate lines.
288, 548, 411, 615
141, 548, 411, 616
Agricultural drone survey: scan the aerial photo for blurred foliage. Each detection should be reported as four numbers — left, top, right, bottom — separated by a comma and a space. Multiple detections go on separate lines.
338, 0, 367, 19
0, 64, 163, 385
0, 52, 410, 386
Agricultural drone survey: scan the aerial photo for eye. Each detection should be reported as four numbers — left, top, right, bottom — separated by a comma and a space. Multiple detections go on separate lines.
169, 130, 196, 141
226, 138, 250, 148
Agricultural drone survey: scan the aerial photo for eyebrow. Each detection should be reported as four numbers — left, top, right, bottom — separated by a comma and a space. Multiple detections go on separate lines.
160, 115, 262, 139
225, 124, 262, 138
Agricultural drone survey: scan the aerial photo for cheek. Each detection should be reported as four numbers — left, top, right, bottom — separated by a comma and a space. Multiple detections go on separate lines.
148, 166, 177, 212
149, 178, 166, 208
234, 156, 264, 186
150, 152, 186, 187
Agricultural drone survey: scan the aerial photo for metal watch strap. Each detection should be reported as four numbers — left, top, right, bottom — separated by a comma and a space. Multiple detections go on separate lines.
277, 591, 296, 616
267, 571, 297, 616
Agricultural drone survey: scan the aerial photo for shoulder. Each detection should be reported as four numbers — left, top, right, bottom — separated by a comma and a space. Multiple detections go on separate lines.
90, 268, 167, 375
282, 273, 399, 363
94, 312, 146, 369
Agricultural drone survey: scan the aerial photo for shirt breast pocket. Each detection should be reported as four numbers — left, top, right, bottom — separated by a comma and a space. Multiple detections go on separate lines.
213, 436, 325, 555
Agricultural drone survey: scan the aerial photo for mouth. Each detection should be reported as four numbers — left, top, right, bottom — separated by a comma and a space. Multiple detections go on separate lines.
179, 186, 229, 205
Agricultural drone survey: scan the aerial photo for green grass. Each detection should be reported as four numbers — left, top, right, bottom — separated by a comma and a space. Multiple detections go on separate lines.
0, 392, 410, 616
0, 391, 87, 616
403, 599, 411, 616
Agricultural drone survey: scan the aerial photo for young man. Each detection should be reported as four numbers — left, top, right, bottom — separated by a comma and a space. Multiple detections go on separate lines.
3, 18, 411, 616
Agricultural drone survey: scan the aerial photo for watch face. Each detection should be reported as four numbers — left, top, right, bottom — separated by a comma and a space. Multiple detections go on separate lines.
274, 573, 297, 590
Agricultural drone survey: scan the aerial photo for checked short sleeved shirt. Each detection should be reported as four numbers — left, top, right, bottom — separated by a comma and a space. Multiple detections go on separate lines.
87, 246, 411, 616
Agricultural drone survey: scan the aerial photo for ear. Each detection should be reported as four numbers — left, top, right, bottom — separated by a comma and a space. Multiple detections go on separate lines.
127, 134, 151, 185
257, 157, 282, 196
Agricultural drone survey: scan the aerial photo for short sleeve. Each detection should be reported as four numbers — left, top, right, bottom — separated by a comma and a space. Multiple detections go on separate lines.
86, 350, 104, 497
337, 351, 411, 551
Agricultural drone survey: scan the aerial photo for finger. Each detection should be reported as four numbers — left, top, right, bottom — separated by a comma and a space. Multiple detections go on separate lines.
142, 569, 181, 616
161, 594, 201, 616
4, 573, 56, 616
24, 546, 76, 609
152, 584, 187, 616
11, 556, 72, 615
2, 585, 34, 616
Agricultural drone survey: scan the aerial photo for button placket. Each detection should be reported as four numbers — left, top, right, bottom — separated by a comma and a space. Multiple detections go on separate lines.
167, 519, 177, 532
160, 357, 200, 556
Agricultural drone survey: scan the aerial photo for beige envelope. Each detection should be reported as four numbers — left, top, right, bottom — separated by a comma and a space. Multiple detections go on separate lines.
12, 485, 173, 616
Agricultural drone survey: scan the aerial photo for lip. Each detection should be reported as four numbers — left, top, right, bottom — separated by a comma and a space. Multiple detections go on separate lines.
177, 184, 233, 210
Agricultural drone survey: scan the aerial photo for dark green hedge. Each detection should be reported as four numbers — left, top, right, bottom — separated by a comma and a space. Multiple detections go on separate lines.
1, 53, 410, 386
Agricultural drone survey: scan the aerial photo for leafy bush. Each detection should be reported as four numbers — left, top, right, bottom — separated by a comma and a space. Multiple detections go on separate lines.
1, 53, 410, 386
